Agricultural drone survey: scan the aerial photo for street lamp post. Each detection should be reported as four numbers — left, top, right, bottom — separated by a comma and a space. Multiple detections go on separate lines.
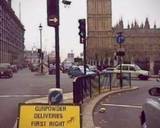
39, 23, 43, 74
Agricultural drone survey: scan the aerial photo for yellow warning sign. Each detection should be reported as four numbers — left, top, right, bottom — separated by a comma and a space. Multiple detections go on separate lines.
18, 104, 81, 128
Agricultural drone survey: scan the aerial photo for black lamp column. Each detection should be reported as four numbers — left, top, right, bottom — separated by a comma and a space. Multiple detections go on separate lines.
39, 23, 43, 74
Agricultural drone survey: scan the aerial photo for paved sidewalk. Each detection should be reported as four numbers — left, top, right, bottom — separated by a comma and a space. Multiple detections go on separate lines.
13, 86, 138, 128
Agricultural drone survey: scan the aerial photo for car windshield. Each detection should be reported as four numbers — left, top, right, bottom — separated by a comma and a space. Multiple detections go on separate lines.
135, 65, 141, 70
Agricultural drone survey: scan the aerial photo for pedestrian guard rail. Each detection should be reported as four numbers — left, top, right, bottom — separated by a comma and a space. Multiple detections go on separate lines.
73, 72, 131, 104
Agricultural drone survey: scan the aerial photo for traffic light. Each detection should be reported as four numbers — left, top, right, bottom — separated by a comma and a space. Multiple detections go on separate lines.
47, 0, 59, 27
78, 19, 86, 43
38, 49, 42, 58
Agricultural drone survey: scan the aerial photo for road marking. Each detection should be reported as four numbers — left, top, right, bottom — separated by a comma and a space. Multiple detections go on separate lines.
0, 95, 47, 98
101, 103, 142, 109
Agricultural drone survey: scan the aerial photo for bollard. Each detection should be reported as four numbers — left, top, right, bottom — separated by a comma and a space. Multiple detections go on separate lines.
73, 78, 82, 104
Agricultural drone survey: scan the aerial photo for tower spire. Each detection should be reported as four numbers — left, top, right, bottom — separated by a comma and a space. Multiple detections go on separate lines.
144, 18, 150, 29
154, 22, 157, 29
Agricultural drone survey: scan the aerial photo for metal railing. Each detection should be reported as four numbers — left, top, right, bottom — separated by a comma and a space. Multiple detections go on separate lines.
73, 72, 131, 104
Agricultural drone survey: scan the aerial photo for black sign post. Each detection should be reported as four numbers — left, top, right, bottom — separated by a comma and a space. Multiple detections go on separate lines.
116, 32, 125, 88
47, 0, 60, 88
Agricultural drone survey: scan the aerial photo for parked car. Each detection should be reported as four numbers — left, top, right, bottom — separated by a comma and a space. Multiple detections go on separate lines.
67, 65, 78, 76
48, 64, 56, 75
10, 65, 18, 73
62, 61, 73, 73
0, 63, 13, 78
113, 64, 149, 80
69, 65, 96, 78
140, 87, 160, 128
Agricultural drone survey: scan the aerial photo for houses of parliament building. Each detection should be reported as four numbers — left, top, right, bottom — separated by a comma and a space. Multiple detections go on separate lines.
0, 0, 25, 64
86, 0, 160, 74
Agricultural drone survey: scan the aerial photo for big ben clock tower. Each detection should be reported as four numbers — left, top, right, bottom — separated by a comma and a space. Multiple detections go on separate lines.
87, 0, 113, 65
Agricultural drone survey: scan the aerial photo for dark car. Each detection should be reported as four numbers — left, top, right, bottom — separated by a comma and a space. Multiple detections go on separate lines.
140, 87, 160, 128
48, 64, 56, 75
69, 66, 96, 78
68, 65, 78, 76
0, 63, 13, 78
69, 66, 83, 78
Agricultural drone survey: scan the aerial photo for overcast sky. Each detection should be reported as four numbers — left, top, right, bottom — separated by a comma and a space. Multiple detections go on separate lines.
12, 0, 160, 60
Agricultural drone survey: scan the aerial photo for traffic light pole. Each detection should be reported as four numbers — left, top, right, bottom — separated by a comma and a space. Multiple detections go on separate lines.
119, 43, 123, 88
83, 39, 86, 75
78, 19, 86, 75
47, 0, 72, 89
55, 26, 60, 88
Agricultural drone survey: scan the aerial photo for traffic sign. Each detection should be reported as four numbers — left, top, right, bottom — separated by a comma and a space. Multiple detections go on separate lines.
48, 88, 63, 104
48, 15, 59, 27
18, 103, 81, 128
47, 0, 59, 27
116, 32, 125, 44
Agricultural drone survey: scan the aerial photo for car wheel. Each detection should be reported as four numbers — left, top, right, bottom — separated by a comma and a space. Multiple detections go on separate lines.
140, 111, 147, 128
138, 75, 148, 80
145, 76, 149, 80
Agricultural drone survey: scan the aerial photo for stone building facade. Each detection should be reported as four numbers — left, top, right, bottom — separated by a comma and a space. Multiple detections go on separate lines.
87, 0, 113, 65
87, 0, 160, 74
0, 0, 25, 64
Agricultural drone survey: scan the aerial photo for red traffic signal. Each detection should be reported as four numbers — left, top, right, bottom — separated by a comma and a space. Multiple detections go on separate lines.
38, 49, 41, 53
47, 0, 59, 27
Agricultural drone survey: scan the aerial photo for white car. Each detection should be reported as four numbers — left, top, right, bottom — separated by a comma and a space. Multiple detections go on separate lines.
140, 87, 160, 128
113, 64, 149, 80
